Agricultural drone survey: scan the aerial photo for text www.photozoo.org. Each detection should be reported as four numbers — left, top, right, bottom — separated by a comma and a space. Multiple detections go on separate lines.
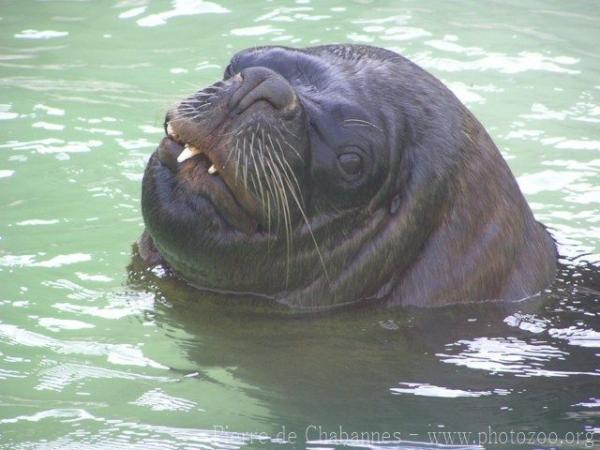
212, 425, 598, 448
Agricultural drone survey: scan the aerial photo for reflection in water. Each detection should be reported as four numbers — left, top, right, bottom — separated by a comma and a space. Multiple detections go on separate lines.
0, 408, 268, 450
123, 254, 600, 448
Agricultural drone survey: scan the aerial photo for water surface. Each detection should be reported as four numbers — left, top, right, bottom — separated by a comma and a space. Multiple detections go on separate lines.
1, 1, 599, 449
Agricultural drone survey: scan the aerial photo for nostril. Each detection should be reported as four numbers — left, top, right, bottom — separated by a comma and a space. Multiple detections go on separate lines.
238, 76, 294, 112
229, 67, 296, 115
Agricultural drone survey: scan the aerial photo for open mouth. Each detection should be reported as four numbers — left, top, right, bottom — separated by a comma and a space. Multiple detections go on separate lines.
166, 122, 218, 174
158, 120, 260, 235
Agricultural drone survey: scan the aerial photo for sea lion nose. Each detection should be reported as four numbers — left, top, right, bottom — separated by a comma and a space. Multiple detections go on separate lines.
229, 67, 297, 114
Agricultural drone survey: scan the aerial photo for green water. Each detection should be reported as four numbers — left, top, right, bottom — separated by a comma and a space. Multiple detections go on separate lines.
1, 1, 599, 449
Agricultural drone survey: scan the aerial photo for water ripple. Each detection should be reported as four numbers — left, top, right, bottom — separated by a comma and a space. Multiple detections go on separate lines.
0, 323, 167, 369
417, 51, 579, 74
390, 383, 510, 399
130, 388, 199, 412
548, 327, 600, 348
0, 253, 91, 268
36, 363, 172, 392
0, 408, 268, 449
14, 30, 69, 40
437, 337, 575, 376
134, 0, 229, 28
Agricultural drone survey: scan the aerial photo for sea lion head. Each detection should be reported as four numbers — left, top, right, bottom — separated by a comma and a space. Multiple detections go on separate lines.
141, 44, 556, 310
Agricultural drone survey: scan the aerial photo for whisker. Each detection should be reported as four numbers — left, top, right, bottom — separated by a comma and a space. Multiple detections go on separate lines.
273, 137, 303, 203
242, 136, 249, 191
272, 125, 302, 160
218, 126, 244, 138
270, 137, 330, 282
278, 119, 297, 138
264, 149, 292, 283
257, 135, 273, 237
343, 118, 383, 132
235, 134, 243, 181
248, 131, 268, 212
261, 129, 282, 238
222, 137, 238, 170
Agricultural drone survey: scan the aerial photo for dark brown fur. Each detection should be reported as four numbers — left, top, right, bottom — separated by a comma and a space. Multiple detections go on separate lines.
138, 44, 557, 310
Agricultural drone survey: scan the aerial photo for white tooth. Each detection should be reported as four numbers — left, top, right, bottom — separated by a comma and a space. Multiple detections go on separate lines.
177, 145, 201, 163
208, 164, 217, 174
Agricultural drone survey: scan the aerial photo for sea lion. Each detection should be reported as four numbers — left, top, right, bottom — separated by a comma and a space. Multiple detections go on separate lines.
138, 44, 557, 310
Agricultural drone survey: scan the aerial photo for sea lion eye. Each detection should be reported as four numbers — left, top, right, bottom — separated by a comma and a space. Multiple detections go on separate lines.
338, 152, 363, 177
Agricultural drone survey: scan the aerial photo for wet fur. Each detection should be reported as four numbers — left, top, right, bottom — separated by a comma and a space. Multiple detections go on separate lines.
139, 44, 557, 310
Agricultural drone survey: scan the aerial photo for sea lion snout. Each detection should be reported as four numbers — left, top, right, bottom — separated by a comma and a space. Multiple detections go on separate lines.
228, 66, 298, 116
